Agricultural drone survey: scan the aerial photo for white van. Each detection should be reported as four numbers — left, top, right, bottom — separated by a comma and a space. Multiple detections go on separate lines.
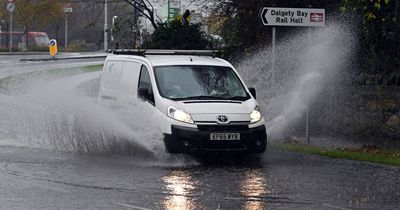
98, 50, 267, 154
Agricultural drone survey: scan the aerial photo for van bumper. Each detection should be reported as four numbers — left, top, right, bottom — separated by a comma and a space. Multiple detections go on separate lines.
163, 124, 267, 154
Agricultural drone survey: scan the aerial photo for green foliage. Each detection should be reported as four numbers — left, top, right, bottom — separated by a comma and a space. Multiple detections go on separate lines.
0, 0, 68, 30
66, 40, 97, 52
27, 46, 49, 52
144, 19, 210, 50
341, 0, 400, 73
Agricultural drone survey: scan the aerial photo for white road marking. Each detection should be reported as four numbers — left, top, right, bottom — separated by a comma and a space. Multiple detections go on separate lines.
114, 203, 152, 210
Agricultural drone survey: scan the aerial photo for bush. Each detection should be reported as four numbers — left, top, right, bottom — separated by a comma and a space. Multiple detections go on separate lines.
144, 20, 210, 50
28, 46, 48, 52
66, 40, 97, 52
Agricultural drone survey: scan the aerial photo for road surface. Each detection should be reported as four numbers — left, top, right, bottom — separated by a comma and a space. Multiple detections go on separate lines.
0, 146, 399, 209
0, 55, 399, 209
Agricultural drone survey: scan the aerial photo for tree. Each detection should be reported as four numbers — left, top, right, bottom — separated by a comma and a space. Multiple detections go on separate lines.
341, 0, 400, 73
0, 0, 67, 48
112, 11, 140, 48
123, 0, 160, 29
144, 19, 210, 50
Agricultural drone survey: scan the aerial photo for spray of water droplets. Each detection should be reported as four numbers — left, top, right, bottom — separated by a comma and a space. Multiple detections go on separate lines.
237, 23, 357, 140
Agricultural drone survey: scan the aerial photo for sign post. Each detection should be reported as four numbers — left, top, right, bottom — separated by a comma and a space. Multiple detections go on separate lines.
64, 6, 72, 50
7, 0, 15, 53
271, 26, 276, 87
260, 7, 325, 144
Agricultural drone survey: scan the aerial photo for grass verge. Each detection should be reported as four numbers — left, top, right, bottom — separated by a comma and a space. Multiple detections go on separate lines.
272, 143, 400, 166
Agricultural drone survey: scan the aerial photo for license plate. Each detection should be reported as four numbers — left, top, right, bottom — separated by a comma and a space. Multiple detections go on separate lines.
210, 133, 240, 141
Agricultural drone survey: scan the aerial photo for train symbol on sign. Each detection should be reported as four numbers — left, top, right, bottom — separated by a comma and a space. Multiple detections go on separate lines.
310, 13, 324, 22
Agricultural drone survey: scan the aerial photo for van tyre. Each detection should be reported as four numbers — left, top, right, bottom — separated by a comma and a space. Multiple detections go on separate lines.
163, 135, 182, 154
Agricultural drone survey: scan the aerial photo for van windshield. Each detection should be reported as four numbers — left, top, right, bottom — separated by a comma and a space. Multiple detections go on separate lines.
154, 65, 250, 101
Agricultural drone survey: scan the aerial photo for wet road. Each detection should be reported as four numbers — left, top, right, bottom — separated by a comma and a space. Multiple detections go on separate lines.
0, 145, 399, 209
0, 55, 399, 209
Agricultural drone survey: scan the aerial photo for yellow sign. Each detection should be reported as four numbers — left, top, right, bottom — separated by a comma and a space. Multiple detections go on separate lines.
49, 39, 58, 58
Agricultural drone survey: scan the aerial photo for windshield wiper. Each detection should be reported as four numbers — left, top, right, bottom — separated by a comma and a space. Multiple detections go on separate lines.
225, 96, 250, 101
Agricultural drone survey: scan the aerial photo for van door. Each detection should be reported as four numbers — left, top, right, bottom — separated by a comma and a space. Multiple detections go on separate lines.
137, 65, 161, 131
137, 65, 155, 106
99, 60, 124, 107
119, 61, 141, 106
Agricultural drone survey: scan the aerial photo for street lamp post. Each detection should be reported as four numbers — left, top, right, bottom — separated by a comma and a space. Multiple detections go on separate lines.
9, 11, 12, 53
104, 0, 108, 51
6, 0, 15, 53
64, 6, 73, 51
65, 12, 68, 50
111, 16, 117, 42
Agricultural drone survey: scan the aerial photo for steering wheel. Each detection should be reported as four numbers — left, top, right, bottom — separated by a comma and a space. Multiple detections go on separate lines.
164, 85, 187, 97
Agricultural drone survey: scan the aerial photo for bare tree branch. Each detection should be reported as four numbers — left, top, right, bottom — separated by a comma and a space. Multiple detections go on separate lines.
124, 0, 158, 29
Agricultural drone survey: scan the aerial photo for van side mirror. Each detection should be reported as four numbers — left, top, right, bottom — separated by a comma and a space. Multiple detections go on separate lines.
138, 88, 150, 101
249, 87, 256, 99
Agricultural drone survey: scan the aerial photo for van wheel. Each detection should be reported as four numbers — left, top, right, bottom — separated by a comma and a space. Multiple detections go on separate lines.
163, 135, 181, 154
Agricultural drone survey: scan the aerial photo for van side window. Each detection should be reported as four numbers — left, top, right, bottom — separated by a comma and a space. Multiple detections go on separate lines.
138, 65, 155, 105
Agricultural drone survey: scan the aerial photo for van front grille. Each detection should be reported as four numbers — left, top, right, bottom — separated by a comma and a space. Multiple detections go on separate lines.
197, 125, 249, 132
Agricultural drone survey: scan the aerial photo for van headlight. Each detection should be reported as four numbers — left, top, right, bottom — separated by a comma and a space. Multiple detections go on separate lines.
168, 106, 194, 124
250, 105, 262, 124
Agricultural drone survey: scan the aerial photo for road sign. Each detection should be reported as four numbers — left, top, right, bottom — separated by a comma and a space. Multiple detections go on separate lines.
64, 7, 73, 13
169, 0, 180, 9
260, 7, 325, 27
49, 39, 58, 58
6, 2, 15, 13
260, 7, 326, 143
168, 0, 181, 22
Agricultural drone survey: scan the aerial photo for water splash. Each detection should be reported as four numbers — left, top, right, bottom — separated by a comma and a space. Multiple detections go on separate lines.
0, 22, 356, 159
0, 71, 163, 158
237, 23, 356, 140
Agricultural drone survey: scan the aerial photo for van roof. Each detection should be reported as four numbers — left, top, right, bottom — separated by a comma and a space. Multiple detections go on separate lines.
147, 55, 230, 67
107, 54, 232, 67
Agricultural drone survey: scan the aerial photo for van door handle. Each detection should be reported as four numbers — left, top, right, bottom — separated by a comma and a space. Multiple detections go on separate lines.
100, 95, 117, 101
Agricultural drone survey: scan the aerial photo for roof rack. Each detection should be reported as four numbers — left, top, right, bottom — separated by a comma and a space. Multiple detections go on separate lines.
107, 49, 220, 57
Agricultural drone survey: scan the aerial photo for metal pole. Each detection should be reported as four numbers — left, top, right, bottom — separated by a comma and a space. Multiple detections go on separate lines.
306, 108, 310, 144
272, 26, 276, 89
167, 0, 170, 22
306, 27, 312, 145
104, 0, 108, 51
65, 13, 68, 50
9, 11, 13, 53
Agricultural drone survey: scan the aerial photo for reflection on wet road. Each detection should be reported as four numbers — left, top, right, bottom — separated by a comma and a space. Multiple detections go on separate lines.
0, 145, 399, 209
161, 168, 272, 210
162, 170, 199, 209
240, 169, 270, 210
